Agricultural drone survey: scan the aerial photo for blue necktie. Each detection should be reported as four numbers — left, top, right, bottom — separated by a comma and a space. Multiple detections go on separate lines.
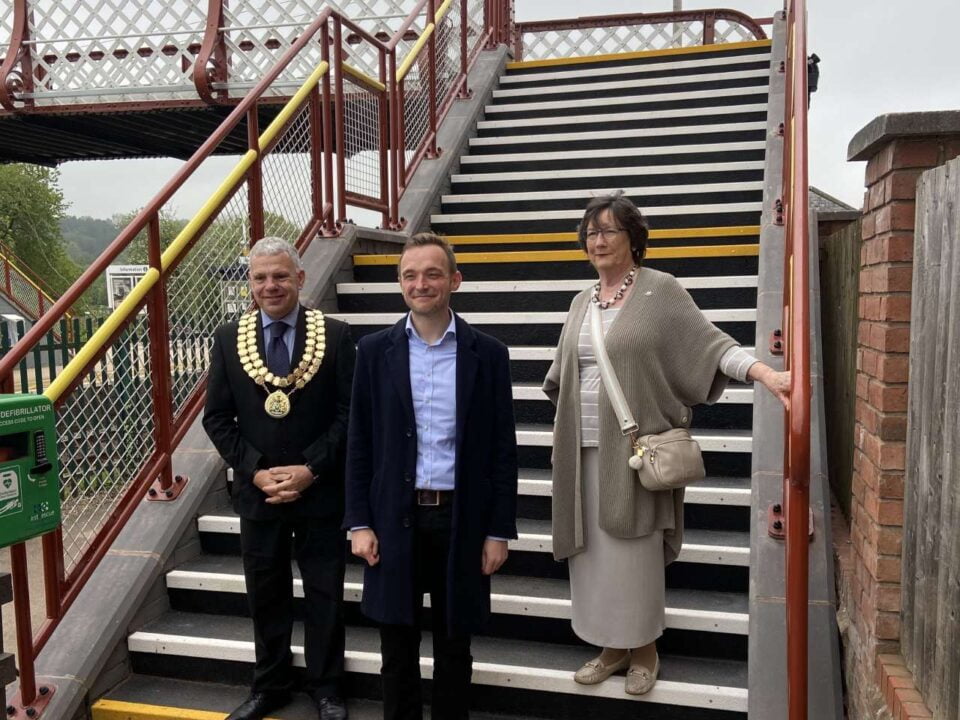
267, 321, 291, 377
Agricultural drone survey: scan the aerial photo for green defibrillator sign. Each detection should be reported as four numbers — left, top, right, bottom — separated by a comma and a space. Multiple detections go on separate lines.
0, 395, 61, 548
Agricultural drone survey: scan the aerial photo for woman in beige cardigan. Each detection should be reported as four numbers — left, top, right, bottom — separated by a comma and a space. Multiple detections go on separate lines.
542, 192, 789, 695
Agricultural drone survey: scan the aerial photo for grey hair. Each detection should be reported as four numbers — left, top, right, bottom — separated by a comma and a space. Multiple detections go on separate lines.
248, 236, 302, 270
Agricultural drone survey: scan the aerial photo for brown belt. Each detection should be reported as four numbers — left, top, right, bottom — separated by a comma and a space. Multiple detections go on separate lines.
416, 489, 452, 506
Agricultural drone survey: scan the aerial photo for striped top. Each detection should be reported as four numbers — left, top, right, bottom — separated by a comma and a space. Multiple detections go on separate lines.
577, 307, 757, 446
578, 307, 620, 446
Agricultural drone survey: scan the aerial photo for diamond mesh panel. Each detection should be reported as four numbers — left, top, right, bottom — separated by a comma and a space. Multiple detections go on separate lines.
467, 0, 484, 48
521, 21, 710, 60
222, 0, 414, 94
343, 81, 383, 202
0, 4, 13, 57
261, 105, 315, 238
56, 313, 156, 571
24, 0, 206, 105
715, 20, 759, 44
433, 2, 462, 109
166, 183, 252, 418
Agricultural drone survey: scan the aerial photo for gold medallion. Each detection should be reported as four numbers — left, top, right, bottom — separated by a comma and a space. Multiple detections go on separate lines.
264, 390, 291, 418
235, 309, 327, 416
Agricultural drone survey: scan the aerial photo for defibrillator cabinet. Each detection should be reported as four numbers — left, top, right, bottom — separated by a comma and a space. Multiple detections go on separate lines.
0, 395, 61, 548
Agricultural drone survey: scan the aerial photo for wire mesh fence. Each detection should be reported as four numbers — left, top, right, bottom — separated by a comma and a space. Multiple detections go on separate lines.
261, 104, 316, 237
166, 182, 252, 420
343, 80, 384, 203
433, 1, 463, 108
55, 314, 156, 572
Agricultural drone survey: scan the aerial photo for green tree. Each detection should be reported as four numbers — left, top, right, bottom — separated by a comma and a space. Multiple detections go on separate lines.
0, 163, 81, 297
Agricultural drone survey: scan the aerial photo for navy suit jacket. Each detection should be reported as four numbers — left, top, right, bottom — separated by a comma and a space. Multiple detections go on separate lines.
344, 313, 518, 634
203, 308, 355, 521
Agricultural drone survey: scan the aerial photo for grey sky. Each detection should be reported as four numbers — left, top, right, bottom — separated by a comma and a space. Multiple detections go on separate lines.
58, 0, 960, 220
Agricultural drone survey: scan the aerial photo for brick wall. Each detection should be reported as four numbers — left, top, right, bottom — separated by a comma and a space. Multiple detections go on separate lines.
844, 115, 960, 720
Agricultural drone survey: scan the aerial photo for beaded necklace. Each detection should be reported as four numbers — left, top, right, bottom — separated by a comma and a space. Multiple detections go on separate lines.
591, 265, 638, 309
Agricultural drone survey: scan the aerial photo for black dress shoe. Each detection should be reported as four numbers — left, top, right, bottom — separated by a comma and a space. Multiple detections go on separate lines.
226, 691, 292, 720
315, 695, 349, 720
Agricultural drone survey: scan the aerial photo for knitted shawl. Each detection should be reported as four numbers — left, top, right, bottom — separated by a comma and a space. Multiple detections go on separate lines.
543, 267, 738, 563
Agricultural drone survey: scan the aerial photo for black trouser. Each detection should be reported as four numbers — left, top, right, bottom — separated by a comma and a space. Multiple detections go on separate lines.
240, 515, 346, 698
380, 503, 473, 720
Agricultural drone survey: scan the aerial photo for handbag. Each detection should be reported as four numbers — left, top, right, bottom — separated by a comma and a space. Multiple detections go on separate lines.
588, 301, 705, 492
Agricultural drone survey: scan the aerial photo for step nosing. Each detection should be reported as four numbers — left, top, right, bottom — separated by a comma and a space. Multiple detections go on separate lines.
126, 631, 748, 711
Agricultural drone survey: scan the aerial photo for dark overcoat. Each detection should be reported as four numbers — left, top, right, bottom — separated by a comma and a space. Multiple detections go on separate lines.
203, 307, 355, 521
344, 314, 518, 634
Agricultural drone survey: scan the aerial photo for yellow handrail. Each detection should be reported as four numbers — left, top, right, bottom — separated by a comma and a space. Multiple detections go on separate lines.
395, 0, 454, 84
44, 269, 160, 404
397, 22, 435, 81
342, 62, 386, 92
258, 61, 330, 151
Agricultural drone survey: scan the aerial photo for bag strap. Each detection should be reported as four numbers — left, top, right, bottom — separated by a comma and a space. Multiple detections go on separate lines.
588, 301, 639, 438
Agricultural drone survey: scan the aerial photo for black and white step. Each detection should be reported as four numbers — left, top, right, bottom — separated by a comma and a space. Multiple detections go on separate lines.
336, 276, 759, 313
127, 613, 748, 718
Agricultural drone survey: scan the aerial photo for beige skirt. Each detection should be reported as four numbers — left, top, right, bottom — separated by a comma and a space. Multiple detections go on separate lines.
568, 447, 666, 648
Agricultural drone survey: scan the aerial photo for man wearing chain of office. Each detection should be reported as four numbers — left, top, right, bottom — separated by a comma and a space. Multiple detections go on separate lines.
204, 236, 355, 720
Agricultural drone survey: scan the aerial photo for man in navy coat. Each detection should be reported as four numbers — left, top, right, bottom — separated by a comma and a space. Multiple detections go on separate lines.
344, 233, 518, 720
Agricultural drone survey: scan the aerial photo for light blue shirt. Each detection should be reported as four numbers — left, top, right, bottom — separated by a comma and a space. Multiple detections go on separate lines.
260, 306, 298, 362
406, 311, 458, 491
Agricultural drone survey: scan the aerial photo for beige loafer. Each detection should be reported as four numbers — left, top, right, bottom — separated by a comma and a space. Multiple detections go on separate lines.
624, 654, 660, 695
574, 652, 630, 685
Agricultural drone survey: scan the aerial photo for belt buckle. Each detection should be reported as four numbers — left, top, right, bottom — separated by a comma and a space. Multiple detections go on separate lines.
419, 489, 440, 506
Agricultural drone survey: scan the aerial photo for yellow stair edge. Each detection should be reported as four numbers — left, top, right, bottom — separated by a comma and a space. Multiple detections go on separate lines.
92, 699, 252, 720
354, 244, 760, 265
444, 226, 761, 245
506, 39, 772, 71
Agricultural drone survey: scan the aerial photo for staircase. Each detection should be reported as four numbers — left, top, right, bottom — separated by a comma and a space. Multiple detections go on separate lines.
97, 40, 775, 719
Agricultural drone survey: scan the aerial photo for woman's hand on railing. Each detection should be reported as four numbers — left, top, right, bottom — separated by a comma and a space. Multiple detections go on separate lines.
747, 362, 791, 410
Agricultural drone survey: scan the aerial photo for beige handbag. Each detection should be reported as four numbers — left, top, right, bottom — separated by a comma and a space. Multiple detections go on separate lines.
588, 302, 705, 492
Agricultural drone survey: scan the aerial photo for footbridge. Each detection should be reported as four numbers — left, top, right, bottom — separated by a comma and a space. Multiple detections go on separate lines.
0, 3, 840, 719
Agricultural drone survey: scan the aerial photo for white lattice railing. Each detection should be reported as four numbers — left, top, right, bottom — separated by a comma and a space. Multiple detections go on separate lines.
515, 10, 767, 62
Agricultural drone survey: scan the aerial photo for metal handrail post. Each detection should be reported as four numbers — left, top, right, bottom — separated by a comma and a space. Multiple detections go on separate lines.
387, 51, 401, 229
320, 21, 337, 235
333, 18, 348, 225
425, 0, 440, 159
458, 0, 470, 99
246, 108, 265, 244
378, 51, 390, 228
145, 214, 175, 494
10, 542, 36, 705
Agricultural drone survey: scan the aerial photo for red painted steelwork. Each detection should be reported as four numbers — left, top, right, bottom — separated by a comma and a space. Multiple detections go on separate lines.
0, 7, 337, 383
333, 20, 348, 226
0, 0, 33, 111
145, 214, 176, 495
779, 1, 812, 717
319, 21, 337, 236
425, 0, 440, 160
246, 107, 266, 243
194, 0, 228, 103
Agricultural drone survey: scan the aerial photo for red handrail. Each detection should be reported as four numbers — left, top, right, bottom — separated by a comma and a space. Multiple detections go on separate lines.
781, 0, 812, 717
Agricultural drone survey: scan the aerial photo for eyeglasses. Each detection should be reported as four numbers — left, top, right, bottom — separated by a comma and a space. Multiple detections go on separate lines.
584, 227, 624, 241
